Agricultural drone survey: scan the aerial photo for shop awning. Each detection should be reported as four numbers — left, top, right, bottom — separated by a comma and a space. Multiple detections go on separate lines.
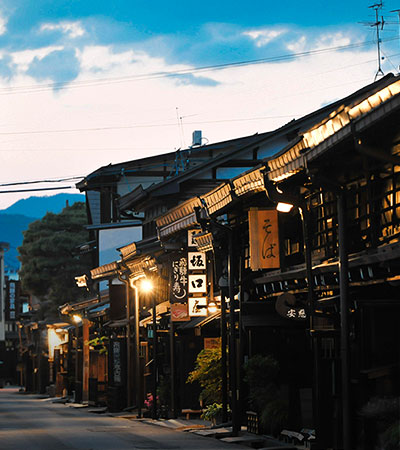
139, 301, 170, 326
90, 261, 120, 281
254, 240, 400, 285
87, 302, 110, 318
177, 312, 221, 330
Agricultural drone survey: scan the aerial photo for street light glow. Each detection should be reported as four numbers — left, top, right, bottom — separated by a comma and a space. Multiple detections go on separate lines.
72, 314, 82, 324
140, 279, 153, 293
208, 302, 218, 314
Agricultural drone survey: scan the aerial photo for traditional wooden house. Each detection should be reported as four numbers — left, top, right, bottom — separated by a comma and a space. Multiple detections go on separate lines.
153, 73, 400, 449
73, 74, 400, 450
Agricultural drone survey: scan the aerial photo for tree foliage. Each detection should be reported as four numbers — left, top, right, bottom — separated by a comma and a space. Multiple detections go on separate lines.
18, 202, 91, 316
187, 348, 222, 405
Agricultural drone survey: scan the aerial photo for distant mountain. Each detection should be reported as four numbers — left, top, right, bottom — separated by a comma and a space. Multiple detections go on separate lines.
0, 193, 85, 218
0, 213, 36, 274
0, 193, 85, 275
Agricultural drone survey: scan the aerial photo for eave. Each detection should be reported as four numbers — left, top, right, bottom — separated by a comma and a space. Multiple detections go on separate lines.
154, 75, 400, 240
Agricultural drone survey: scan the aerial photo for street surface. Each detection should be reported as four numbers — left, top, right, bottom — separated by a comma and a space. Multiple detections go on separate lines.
0, 387, 247, 450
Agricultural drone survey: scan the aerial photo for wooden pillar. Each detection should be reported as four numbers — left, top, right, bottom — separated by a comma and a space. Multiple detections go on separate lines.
82, 319, 90, 403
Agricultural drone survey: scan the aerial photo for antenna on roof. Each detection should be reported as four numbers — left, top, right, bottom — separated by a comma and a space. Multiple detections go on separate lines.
175, 107, 186, 149
367, 1, 385, 81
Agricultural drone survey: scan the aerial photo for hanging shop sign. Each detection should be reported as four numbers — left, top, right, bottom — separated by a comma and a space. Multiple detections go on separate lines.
188, 297, 207, 317
188, 252, 206, 270
275, 293, 307, 321
188, 229, 202, 248
170, 302, 190, 322
248, 208, 280, 270
170, 255, 188, 302
204, 337, 221, 350
188, 274, 207, 294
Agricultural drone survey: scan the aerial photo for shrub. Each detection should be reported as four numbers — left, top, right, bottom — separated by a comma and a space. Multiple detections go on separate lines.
187, 348, 222, 405
244, 354, 288, 436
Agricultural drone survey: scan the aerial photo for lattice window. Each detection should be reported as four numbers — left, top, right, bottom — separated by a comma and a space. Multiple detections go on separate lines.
309, 190, 337, 260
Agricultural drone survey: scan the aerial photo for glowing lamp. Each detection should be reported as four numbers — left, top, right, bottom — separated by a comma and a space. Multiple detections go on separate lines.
207, 302, 218, 314
140, 279, 153, 293
72, 314, 82, 324
276, 202, 294, 213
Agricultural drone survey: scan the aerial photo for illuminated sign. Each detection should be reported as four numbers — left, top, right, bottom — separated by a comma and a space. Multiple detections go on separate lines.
248, 209, 280, 270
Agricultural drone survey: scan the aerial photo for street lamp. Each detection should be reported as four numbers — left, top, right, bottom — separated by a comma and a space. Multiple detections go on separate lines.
129, 276, 153, 419
142, 277, 159, 420
72, 314, 82, 324
140, 279, 153, 293
207, 302, 218, 314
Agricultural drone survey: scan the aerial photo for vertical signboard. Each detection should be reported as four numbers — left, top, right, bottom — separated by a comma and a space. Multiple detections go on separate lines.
188, 297, 207, 317
188, 229, 201, 248
188, 274, 207, 294
5, 279, 19, 321
170, 255, 188, 303
188, 252, 206, 270
248, 209, 280, 270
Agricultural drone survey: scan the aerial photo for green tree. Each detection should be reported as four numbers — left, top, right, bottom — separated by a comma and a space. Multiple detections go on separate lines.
18, 202, 91, 318
187, 348, 222, 405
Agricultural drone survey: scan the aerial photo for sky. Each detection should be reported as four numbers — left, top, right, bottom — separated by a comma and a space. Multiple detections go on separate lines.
1, 0, 400, 208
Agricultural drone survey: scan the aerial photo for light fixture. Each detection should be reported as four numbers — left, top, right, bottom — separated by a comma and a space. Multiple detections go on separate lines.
72, 314, 82, 324
207, 302, 218, 314
276, 202, 294, 213
140, 278, 153, 293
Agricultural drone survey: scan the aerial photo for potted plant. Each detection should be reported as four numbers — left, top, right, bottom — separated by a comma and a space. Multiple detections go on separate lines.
201, 403, 231, 425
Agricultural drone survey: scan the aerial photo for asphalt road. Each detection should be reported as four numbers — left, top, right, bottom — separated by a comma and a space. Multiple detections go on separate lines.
0, 387, 247, 450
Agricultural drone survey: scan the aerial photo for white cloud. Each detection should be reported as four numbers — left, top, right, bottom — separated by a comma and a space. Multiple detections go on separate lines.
0, 12, 7, 35
10, 46, 64, 72
314, 32, 352, 49
40, 21, 85, 38
0, 30, 386, 209
243, 28, 286, 47
286, 32, 355, 54
287, 35, 307, 53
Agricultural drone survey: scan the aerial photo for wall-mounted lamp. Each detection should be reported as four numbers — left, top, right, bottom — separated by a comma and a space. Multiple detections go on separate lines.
72, 314, 82, 324
207, 302, 218, 314
276, 202, 294, 213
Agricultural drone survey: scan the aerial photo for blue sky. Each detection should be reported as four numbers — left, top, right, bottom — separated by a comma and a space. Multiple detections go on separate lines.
0, 1, 400, 208
1, 0, 398, 82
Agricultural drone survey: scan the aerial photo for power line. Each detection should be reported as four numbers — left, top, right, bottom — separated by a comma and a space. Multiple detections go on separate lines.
0, 37, 397, 96
0, 176, 84, 187
0, 114, 301, 136
0, 186, 75, 194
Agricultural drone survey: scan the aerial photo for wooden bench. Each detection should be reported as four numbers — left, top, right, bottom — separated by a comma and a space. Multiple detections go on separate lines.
181, 409, 203, 420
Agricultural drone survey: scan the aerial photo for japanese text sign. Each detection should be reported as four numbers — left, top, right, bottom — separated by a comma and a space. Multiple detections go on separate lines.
170, 256, 188, 302
188, 252, 206, 270
188, 229, 201, 248
188, 297, 207, 317
248, 209, 280, 270
188, 274, 207, 294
